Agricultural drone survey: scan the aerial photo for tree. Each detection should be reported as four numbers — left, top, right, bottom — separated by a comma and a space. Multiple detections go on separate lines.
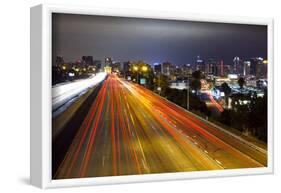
189, 92, 211, 116
192, 70, 203, 79
155, 75, 169, 96
146, 71, 155, 91
166, 88, 210, 116
238, 77, 245, 90
221, 82, 231, 107
248, 89, 268, 141
219, 109, 232, 126
190, 79, 201, 94
190, 70, 202, 95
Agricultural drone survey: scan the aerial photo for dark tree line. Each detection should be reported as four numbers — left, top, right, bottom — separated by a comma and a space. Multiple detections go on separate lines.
219, 90, 268, 142
190, 70, 203, 94
165, 88, 211, 117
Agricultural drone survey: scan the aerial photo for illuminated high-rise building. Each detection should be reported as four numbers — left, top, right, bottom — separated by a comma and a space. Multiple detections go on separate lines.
233, 56, 243, 75
181, 64, 192, 76
243, 61, 251, 76
218, 60, 224, 76
195, 55, 205, 72
250, 57, 266, 78
154, 63, 162, 75
206, 58, 217, 75
162, 62, 175, 77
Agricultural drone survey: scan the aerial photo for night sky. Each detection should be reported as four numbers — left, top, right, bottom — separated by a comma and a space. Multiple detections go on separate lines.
52, 13, 267, 66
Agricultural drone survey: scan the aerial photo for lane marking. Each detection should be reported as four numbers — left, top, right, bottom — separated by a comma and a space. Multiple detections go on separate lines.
215, 159, 222, 165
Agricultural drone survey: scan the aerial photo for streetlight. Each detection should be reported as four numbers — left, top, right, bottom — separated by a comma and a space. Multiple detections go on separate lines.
133, 66, 139, 83
141, 65, 149, 87
186, 77, 190, 110
133, 66, 138, 71
158, 74, 161, 96
141, 66, 148, 72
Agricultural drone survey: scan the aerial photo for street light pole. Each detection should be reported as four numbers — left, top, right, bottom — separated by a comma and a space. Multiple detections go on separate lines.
158, 74, 161, 96
187, 77, 190, 110
133, 66, 139, 84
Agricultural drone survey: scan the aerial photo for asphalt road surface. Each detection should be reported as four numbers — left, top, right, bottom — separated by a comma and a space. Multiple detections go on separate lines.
53, 74, 267, 179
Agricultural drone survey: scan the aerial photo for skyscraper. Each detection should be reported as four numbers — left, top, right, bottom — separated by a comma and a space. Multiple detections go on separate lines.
233, 56, 243, 75
162, 62, 175, 77
206, 58, 217, 75
195, 56, 205, 72
250, 57, 265, 78
181, 64, 192, 76
218, 60, 224, 76
243, 61, 251, 76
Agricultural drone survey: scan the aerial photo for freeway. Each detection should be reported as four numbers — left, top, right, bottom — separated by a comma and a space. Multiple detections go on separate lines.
200, 79, 224, 115
52, 72, 107, 113
199, 90, 224, 115
53, 74, 267, 179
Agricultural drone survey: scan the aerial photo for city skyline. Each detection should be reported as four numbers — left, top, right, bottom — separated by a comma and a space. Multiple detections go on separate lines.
55, 54, 266, 66
52, 13, 267, 66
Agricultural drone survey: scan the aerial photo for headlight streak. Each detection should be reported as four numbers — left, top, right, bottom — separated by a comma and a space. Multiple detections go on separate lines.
52, 72, 107, 111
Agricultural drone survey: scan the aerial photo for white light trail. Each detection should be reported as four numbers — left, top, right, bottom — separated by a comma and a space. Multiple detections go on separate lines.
52, 72, 107, 110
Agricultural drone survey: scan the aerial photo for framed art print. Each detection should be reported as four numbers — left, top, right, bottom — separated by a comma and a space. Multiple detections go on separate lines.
30, 4, 274, 188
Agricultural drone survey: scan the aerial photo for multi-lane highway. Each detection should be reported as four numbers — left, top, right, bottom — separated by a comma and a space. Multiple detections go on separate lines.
53, 74, 267, 179
52, 72, 107, 112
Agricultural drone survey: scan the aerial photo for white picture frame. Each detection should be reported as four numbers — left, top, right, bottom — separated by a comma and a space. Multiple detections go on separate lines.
30, 4, 274, 189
